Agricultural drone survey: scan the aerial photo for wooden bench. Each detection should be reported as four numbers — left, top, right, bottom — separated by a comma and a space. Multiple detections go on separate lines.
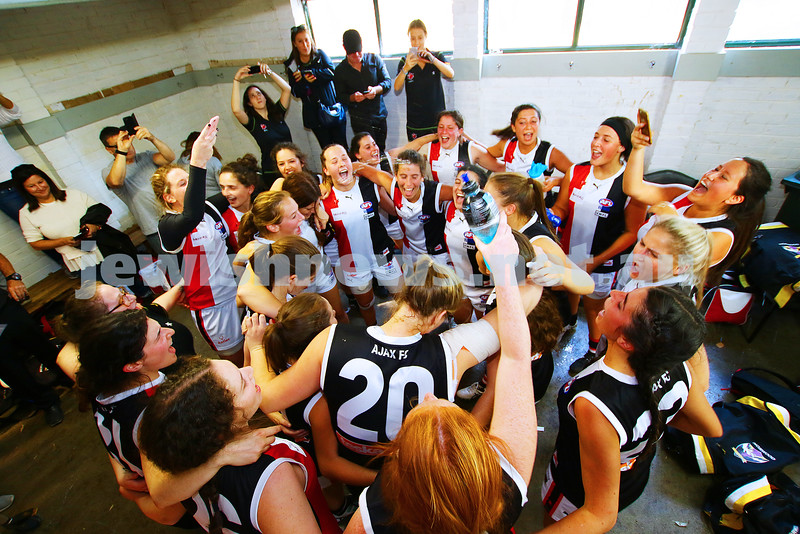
21, 269, 80, 317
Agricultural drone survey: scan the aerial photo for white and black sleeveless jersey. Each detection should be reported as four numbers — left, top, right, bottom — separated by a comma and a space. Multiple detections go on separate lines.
182, 438, 340, 534
320, 324, 454, 466
92, 372, 165, 476
547, 358, 691, 510
358, 446, 528, 533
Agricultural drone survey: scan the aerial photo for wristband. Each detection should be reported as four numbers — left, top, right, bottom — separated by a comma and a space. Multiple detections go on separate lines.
5, 272, 22, 281
115, 150, 128, 156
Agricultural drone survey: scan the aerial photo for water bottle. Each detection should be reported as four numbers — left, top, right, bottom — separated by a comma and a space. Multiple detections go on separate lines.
461, 172, 500, 243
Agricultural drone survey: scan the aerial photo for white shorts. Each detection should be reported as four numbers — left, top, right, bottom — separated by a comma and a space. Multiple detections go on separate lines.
191, 298, 244, 353
337, 253, 403, 295
587, 271, 620, 300
305, 258, 338, 294
462, 284, 493, 313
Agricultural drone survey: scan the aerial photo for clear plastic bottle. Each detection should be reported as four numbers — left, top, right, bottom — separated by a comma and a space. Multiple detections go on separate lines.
461, 172, 500, 243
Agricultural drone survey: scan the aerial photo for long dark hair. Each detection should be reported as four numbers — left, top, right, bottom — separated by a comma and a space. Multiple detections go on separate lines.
270, 142, 314, 174
11, 164, 66, 211
282, 171, 325, 246
706, 157, 771, 285
491, 103, 543, 140
180, 131, 222, 161
621, 286, 706, 456
263, 293, 332, 373
287, 24, 318, 64
76, 309, 148, 397
243, 85, 286, 122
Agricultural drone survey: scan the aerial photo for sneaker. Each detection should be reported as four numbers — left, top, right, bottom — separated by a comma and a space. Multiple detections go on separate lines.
456, 381, 486, 400
44, 403, 64, 427
568, 351, 600, 377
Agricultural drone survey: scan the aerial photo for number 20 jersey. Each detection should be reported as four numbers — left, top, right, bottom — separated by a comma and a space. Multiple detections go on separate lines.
320, 324, 453, 464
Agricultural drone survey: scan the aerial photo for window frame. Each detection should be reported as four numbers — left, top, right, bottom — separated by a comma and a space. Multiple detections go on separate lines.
300, 0, 455, 59
483, 0, 697, 54
726, 38, 800, 49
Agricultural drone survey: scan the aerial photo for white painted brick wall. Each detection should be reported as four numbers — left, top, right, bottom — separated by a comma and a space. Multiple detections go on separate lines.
2, 0, 799, 289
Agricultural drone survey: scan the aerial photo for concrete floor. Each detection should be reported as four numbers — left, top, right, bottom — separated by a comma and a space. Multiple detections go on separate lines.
0, 298, 798, 533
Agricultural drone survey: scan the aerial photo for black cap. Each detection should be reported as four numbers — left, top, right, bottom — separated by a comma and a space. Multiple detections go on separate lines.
343, 29, 362, 54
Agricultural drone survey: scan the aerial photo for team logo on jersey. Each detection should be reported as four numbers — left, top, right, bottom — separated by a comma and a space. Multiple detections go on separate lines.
562, 377, 576, 393
595, 198, 613, 218
407, 72, 415, 82
463, 231, 476, 250
433, 243, 443, 252
214, 220, 225, 236
418, 214, 431, 223
733, 442, 775, 465
260, 124, 268, 132
361, 201, 375, 219
454, 161, 465, 169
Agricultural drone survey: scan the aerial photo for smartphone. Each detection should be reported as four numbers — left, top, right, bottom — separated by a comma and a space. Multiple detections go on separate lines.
248, 65, 261, 75
122, 114, 139, 135
408, 47, 418, 57
637, 108, 651, 140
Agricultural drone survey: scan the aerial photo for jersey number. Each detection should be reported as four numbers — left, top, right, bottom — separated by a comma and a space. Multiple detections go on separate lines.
337, 358, 435, 442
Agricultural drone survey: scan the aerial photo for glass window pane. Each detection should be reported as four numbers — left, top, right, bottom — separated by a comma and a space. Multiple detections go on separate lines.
579, 0, 689, 47
377, 0, 454, 56
305, 0, 380, 58
486, 0, 578, 51
727, 0, 800, 42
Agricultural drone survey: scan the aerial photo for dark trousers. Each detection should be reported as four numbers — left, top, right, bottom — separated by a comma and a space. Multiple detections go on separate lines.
312, 120, 348, 150
350, 115, 388, 153
0, 298, 60, 408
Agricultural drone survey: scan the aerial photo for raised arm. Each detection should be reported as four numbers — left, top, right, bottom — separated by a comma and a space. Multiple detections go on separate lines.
132, 125, 174, 167
388, 134, 436, 159
260, 63, 293, 111
231, 66, 252, 125
353, 161, 393, 194
105, 130, 134, 188
237, 263, 285, 319
474, 215, 537, 483
151, 280, 185, 312
424, 50, 454, 79
622, 124, 686, 205
470, 143, 505, 174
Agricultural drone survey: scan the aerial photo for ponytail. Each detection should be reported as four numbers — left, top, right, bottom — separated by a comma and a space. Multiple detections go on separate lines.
487, 173, 556, 239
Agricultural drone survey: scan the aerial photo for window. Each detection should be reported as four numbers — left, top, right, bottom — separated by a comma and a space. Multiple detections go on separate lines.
485, 0, 695, 53
302, 0, 454, 58
726, 0, 800, 48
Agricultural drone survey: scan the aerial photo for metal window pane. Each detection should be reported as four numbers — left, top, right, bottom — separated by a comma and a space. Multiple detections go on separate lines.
305, 0, 380, 58
578, 0, 690, 47
727, 0, 800, 43
377, 0, 455, 56
486, 0, 578, 51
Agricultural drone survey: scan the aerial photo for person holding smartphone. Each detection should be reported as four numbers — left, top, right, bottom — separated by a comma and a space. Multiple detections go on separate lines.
231, 63, 293, 189
394, 19, 454, 141
100, 119, 175, 255
284, 25, 347, 149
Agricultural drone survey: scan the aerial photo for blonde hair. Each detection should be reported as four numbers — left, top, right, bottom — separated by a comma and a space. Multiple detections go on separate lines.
651, 217, 712, 297
395, 256, 463, 318
238, 190, 291, 246
379, 404, 507, 534
151, 164, 183, 209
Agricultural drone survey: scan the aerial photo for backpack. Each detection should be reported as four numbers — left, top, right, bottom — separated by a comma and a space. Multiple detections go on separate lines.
704, 472, 800, 533
664, 367, 800, 476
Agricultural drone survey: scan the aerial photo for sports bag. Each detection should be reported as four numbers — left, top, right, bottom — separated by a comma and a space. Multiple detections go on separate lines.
664, 396, 800, 475
704, 472, 800, 533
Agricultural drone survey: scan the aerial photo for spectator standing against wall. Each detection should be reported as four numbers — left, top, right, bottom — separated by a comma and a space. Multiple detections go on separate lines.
100, 122, 175, 254
334, 29, 392, 152
394, 19, 454, 141
284, 25, 348, 149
